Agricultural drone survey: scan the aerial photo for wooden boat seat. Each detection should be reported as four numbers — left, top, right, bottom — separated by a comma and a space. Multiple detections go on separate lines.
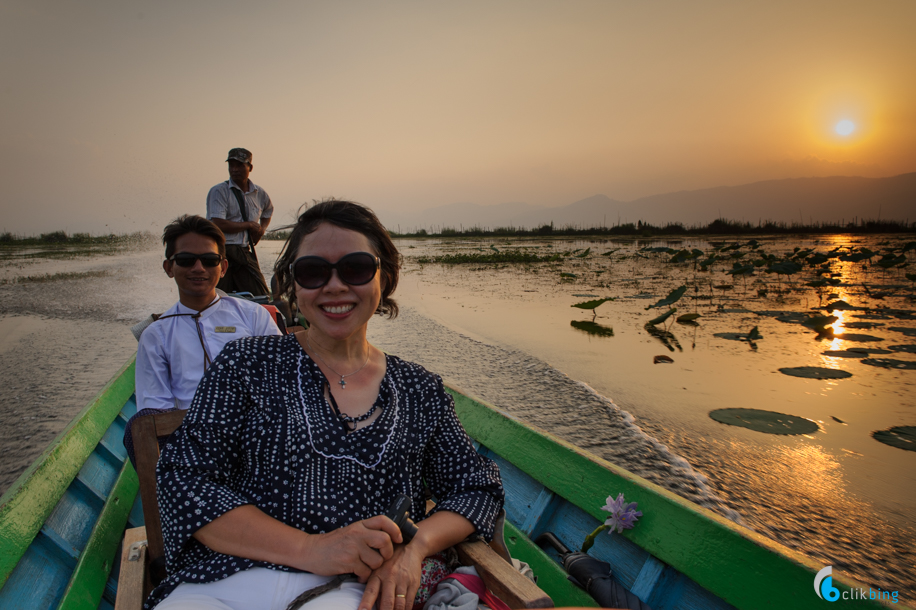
114, 410, 553, 609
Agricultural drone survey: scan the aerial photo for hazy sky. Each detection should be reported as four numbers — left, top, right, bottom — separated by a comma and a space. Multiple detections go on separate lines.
2, 0, 914, 235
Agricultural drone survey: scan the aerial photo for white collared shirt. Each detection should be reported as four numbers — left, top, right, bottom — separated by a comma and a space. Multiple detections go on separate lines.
205, 179, 273, 245
135, 296, 282, 411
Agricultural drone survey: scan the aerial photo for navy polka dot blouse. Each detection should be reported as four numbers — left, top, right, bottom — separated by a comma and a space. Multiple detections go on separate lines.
147, 334, 504, 608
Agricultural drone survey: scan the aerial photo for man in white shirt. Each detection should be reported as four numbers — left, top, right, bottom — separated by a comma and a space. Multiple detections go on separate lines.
125, 215, 281, 463
205, 147, 273, 296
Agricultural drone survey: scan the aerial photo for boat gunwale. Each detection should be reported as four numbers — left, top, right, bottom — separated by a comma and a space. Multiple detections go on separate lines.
444, 382, 899, 610
0, 357, 137, 590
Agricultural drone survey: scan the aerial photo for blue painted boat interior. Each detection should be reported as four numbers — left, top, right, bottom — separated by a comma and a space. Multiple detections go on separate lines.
0, 396, 144, 610
476, 444, 737, 610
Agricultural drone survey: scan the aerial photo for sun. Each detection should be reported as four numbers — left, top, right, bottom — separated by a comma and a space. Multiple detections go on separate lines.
835, 120, 855, 136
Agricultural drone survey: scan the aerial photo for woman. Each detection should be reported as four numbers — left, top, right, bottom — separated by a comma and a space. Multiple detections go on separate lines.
151, 201, 504, 610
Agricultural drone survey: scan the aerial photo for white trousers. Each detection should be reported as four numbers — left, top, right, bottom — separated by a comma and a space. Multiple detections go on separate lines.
154, 568, 366, 610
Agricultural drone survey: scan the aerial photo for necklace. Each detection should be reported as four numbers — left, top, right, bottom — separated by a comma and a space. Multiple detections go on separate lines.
324, 382, 381, 432
306, 335, 371, 389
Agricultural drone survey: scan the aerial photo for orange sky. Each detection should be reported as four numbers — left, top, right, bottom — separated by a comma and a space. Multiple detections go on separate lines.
1, 1, 914, 234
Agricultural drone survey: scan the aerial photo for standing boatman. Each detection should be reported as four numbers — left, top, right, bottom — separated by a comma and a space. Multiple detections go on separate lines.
206, 147, 272, 296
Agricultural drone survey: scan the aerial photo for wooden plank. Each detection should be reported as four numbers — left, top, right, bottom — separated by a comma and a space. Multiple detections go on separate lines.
455, 540, 553, 609
446, 385, 891, 610
113, 528, 148, 610
132, 409, 186, 568
500, 521, 596, 609
0, 358, 136, 590
57, 460, 139, 610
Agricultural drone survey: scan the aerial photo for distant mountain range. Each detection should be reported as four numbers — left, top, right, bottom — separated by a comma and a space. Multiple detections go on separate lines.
379, 172, 916, 231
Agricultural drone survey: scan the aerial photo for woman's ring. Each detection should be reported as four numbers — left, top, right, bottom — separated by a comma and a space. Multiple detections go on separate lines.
396, 594, 406, 598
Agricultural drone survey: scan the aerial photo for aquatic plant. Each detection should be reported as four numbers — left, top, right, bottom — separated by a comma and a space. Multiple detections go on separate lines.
571, 297, 615, 320
581, 494, 642, 553
645, 285, 686, 310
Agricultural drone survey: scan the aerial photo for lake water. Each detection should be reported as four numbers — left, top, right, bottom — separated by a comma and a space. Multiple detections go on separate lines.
1, 234, 913, 594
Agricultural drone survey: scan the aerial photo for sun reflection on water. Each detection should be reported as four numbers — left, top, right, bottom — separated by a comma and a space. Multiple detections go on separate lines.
767, 443, 844, 500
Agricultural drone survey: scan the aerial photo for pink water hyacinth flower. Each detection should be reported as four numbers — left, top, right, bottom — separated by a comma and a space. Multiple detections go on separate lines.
601, 493, 642, 534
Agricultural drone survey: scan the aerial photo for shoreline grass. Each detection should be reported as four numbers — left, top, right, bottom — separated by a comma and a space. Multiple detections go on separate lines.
389, 218, 915, 238
0, 230, 156, 247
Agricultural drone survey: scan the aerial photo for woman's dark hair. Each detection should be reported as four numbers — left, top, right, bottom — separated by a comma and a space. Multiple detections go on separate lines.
274, 200, 400, 318
163, 215, 226, 259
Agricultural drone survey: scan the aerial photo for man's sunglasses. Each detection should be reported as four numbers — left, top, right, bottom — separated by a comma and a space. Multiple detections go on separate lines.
168, 253, 224, 268
290, 252, 380, 289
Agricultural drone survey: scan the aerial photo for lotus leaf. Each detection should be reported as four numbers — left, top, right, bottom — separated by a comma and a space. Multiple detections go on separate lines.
824, 300, 857, 311
646, 308, 676, 326
709, 408, 818, 435
835, 334, 884, 342
872, 426, 916, 451
801, 315, 838, 331
861, 358, 916, 370
676, 313, 701, 322
560, 272, 578, 279
571, 297, 614, 310
779, 367, 852, 379
888, 327, 916, 337
767, 261, 803, 275
644, 285, 687, 310
847, 348, 893, 355
822, 350, 868, 358
888, 345, 916, 353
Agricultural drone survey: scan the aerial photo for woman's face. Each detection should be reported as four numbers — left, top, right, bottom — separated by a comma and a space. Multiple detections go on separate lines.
294, 223, 383, 344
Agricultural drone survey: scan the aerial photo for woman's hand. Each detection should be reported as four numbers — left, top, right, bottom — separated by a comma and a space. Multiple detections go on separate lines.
194, 508, 402, 582
358, 510, 476, 610
303, 515, 403, 582
358, 543, 425, 610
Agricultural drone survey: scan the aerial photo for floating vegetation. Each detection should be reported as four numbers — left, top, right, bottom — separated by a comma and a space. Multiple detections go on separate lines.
709, 408, 819, 435
645, 285, 686, 310
653, 355, 674, 364
676, 313, 701, 323
845, 321, 885, 329
570, 320, 615, 337
713, 327, 762, 344
779, 367, 853, 379
861, 358, 916, 370
834, 334, 884, 342
872, 426, 916, 451
646, 308, 676, 326
848, 348, 893, 355
822, 350, 868, 358
824, 300, 860, 311
889, 344, 916, 353
416, 251, 559, 264
571, 297, 615, 310
889, 327, 916, 337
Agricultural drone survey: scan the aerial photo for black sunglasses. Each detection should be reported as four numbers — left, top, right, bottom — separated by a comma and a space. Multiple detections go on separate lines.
290, 252, 380, 289
169, 253, 223, 268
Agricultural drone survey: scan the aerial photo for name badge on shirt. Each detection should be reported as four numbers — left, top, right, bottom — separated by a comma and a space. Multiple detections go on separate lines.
214, 326, 237, 333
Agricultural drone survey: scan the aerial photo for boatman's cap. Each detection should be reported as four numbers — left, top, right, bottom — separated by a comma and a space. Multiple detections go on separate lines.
226, 148, 253, 164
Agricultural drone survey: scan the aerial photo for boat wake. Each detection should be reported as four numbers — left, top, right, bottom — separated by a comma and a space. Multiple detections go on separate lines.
370, 306, 745, 525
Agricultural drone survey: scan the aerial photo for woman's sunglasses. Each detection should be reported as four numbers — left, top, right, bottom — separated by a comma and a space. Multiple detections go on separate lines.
290, 252, 380, 289
169, 253, 223, 268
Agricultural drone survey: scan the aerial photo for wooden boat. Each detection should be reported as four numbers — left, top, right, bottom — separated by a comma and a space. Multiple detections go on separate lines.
0, 358, 903, 609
